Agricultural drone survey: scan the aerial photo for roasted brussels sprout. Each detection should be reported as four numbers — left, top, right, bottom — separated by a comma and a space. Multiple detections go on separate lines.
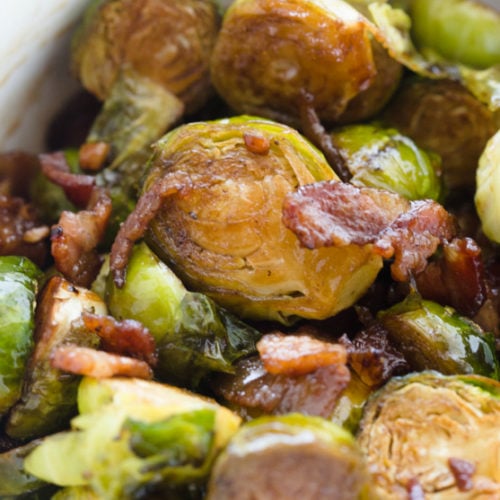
210, 0, 402, 128
357, 371, 500, 498
383, 77, 497, 190
206, 413, 371, 499
106, 242, 261, 387
111, 116, 383, 323
24, 377, 241, 499
475, 129, 500, 243
333, 123, 442, 200
378, 293, 499, 379
0, 256, 42, 417
410, 0, 500, 69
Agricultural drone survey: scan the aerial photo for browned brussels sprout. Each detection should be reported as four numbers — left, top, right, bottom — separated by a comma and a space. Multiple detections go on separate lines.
110, 116, 383, 324
210, 0, 402, 128
383, 77, 497, 190
357, 372, 500, 498
206, 413, 372, 500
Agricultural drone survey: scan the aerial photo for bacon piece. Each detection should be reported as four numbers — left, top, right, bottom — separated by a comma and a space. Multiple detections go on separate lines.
282, 181, 457, 281
51, 345, 153, 379
448, 457, 476, 492
81, 312, 157, 366
39, 152, 95, 208
110, 169, 192, 288
51, 186, 112, 288
257, 332, 347, 376
212, 355, 350, 418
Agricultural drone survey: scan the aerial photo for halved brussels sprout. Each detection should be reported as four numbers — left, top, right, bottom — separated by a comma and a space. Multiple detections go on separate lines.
138, 116, 382, 323
207, 413, 372, 499
357, 371, 500, 498
378, 293, 499, 379
24, 377, 241, 499
0, 256, 42, 417
333, 122, 442, 200
475, 129, 500, 243
210, 0, 402, 127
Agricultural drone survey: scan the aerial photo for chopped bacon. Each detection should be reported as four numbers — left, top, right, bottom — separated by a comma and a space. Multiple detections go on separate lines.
448, 457, 476, 492
51, 345, 153, 379
212, 355, 350, 418
51, 186, 112, 287
406, 477, 425, 500
39, 152, 95, 208
81, 312, 157, 366
282, 181, 457, 281
110, 169, 192, 288
257, 332, 347, 376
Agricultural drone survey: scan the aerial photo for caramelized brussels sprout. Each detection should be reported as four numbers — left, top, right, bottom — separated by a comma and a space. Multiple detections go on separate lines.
24, 377, 241, 499
206, 413, 371, 500
383, 77, 497, 190
106, 243, 261, 387
410, 0, 500, 69
333, 123, 442, 200
210, 0, 402, 127
0, 256, 42, 417
5, 276, 106, 440
475, 129, 500, 243
128, 116, 382, 323
357, 372, 500, 498
378, 293, 499, 379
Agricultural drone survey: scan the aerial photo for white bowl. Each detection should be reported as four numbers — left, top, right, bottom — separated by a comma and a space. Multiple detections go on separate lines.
0, 0, 88, 153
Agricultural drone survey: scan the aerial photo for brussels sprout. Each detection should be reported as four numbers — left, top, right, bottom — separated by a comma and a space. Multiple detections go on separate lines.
72, 0, 219, 168
357, 371, 500, 498
410, 0, 500, 69
378, 293, 499, 379
383, 77, 497, 191
122, 116, 383, 323
107, 242, 261, 387
333, 123, 442, 200
24, 377, 241, 499
475, 129, 500, 243
5, 276, 107, 440
206, 413, 372, 499
0, 256, 42, 416
210, 0, 402, 128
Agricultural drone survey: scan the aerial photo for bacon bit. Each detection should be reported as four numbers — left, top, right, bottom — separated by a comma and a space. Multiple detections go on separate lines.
243, 131, 270, 155
448, 457, 476, 492
257, 332, 347, 376
81, 312, 157, 367
79, 141, 111, 171
51, 186, 112, 288
282, 181, 457, 282
39, 152, 95, 208
406, 477, 425, 500
110, 169, 192, 288
51, 345, 153, 379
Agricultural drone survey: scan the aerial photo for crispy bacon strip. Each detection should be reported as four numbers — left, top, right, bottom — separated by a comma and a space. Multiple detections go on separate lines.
51, 345, 153, 379
282, 181, 457, 281
81, 312, 157, 366
110, 169, 192, 288
257, 332, 347, 376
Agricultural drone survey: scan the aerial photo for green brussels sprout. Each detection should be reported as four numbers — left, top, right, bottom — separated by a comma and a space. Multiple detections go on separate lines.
383, 77, 497, 191
0, 256, 42, 416
410, 0, 500, 69
24, 377, 241, 499
333, 123, 442, 200
106, 242, 261, 387
357, 371, 500, 498
206, 413, 372, 499
475, 129, 500, 243
72, 0, 220, 168
377, 293, 499, 379
5, 276, 107, 440
125, 116, 382, 324
210, 0, 402, 127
